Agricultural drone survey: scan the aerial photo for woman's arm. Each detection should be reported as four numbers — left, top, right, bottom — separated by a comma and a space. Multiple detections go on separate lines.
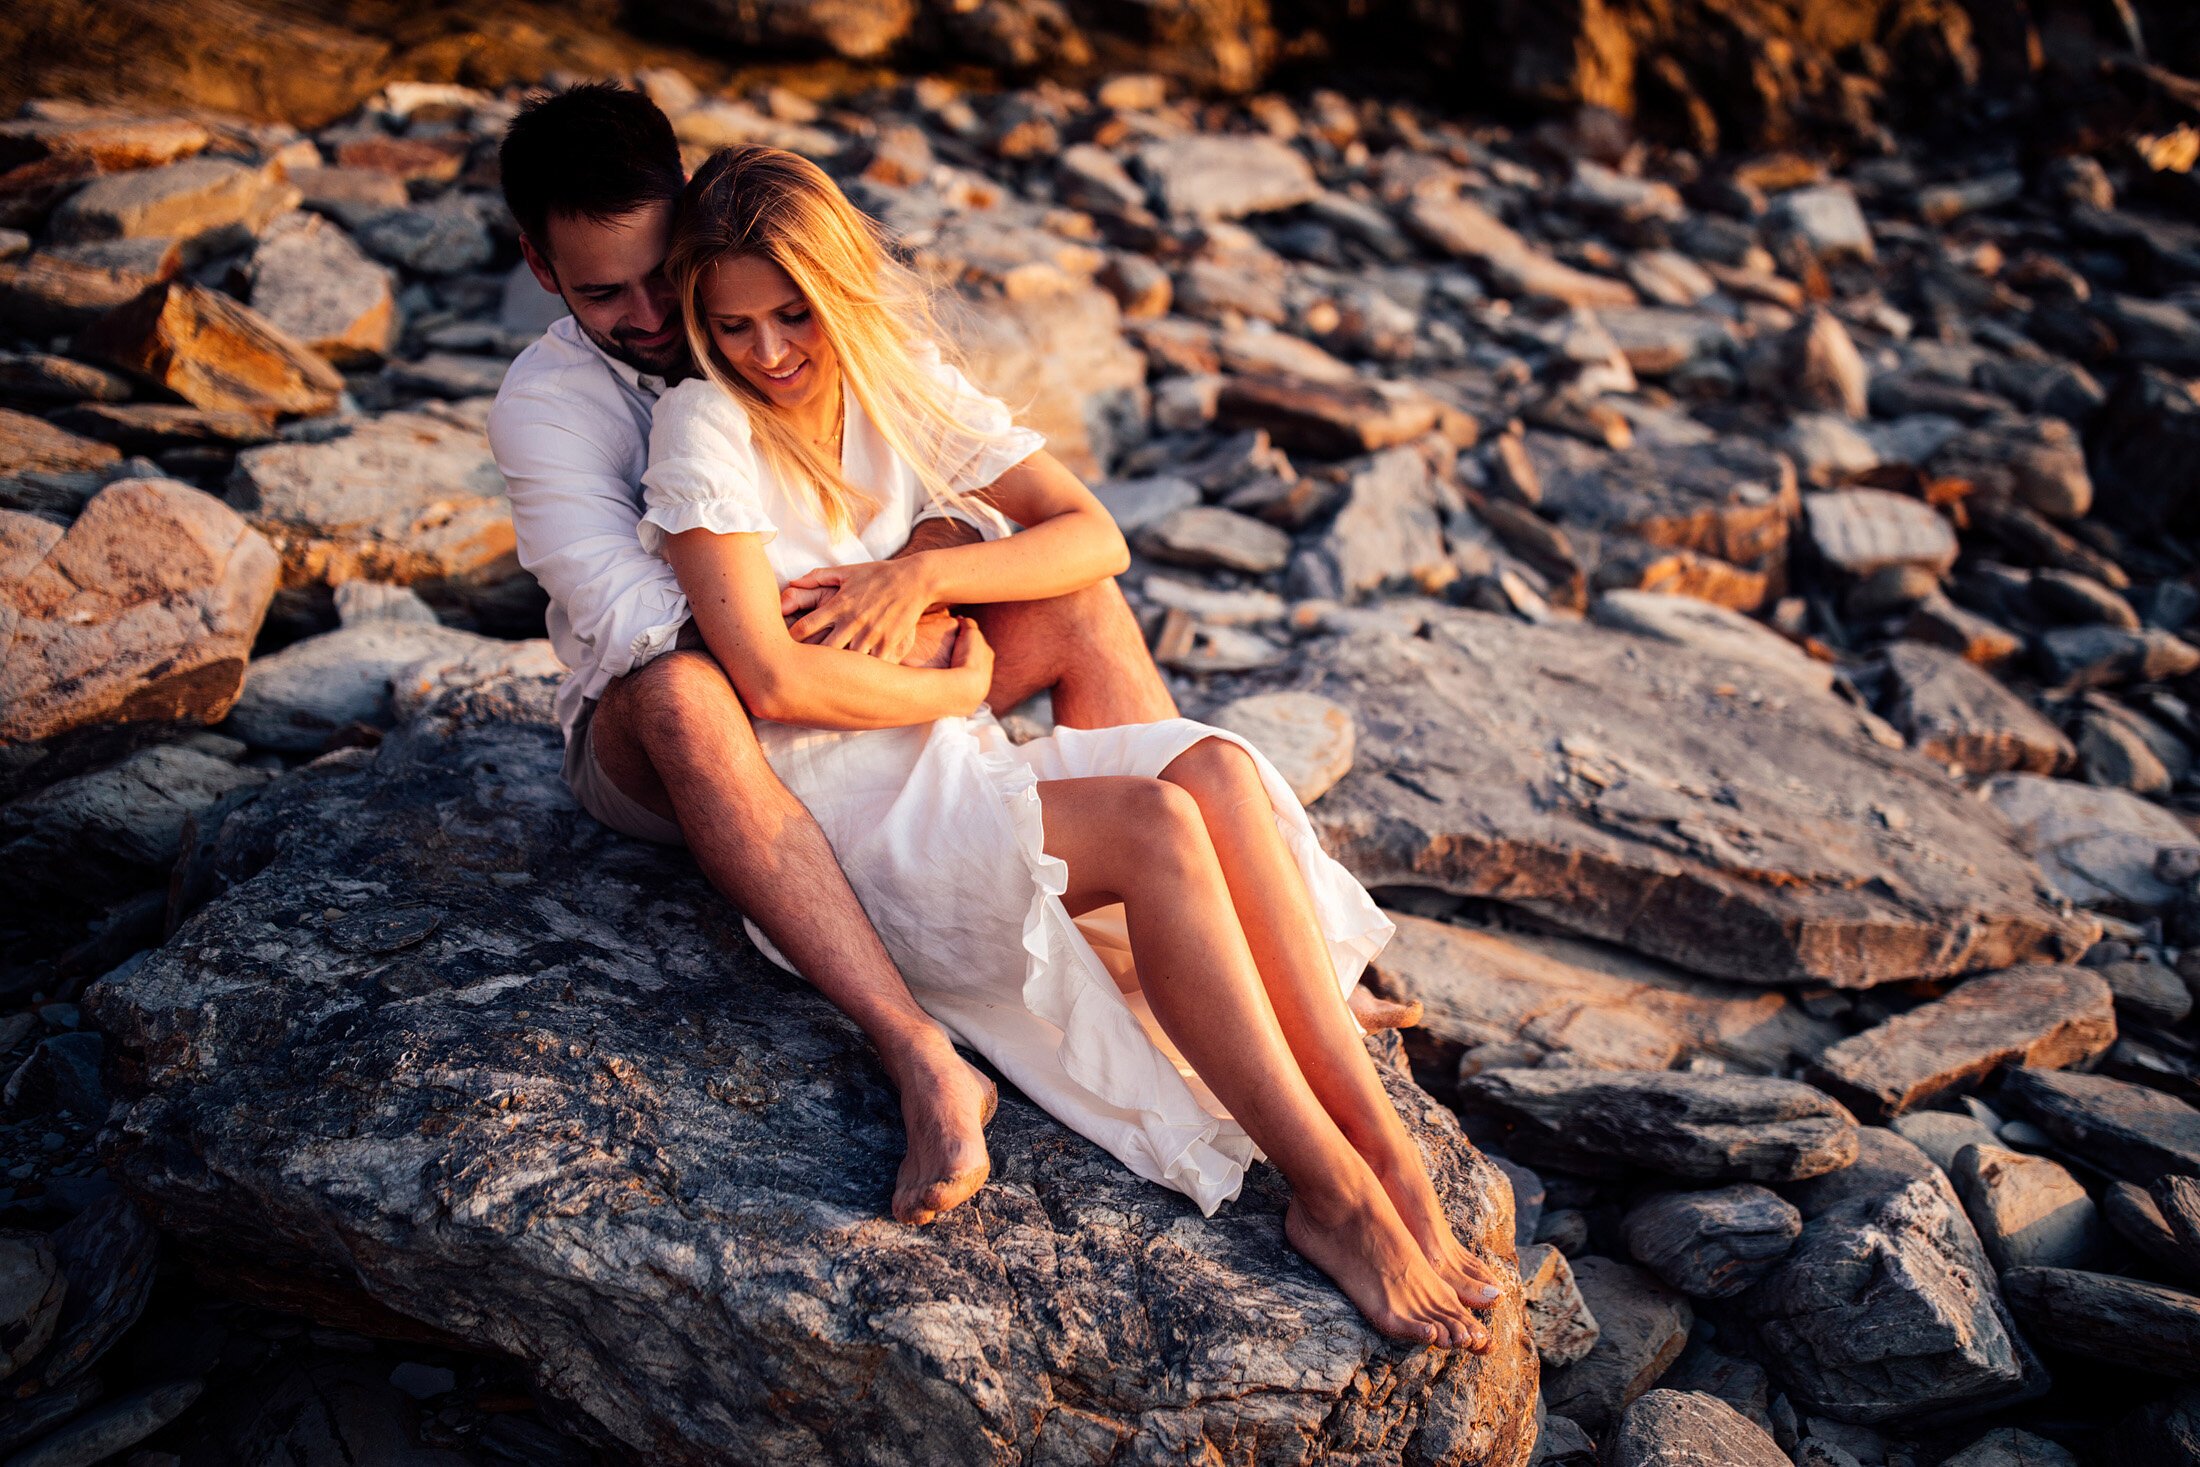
786, 450, 1129, 655
665, 526, 992, 729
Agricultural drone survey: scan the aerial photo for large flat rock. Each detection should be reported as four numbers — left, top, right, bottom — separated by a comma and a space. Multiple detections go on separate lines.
224, 407, 520, 608
1810, 966, 2117, 1120
1369, 915, 1838, 1076
85, 674, 1539, 1467
1524, 435, 1799, 575
1219, 614, 2095, 988
1455, 1069, 1859, 1182
2002, 1068, 2200, 1185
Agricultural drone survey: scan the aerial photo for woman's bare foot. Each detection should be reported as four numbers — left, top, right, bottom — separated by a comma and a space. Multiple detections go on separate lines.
1366, 1153, 1504, 1349
887, 1043, 996, 1226
1283, 1179, 1479, 1348
1347, 985, 1423, 1032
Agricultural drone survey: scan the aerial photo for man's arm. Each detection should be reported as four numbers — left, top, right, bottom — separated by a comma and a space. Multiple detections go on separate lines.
489, 390, 695, 693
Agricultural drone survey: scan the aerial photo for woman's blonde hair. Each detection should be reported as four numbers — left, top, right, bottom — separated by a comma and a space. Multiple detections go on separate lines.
665, 144, 1030, 539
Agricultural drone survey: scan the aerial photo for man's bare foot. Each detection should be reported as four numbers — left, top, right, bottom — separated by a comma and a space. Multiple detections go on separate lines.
1366, 1152, 1503, 1349
1283, 1179, 1478, 1348
888, 1043, 996, 1226
1347, 985, 1423, 1032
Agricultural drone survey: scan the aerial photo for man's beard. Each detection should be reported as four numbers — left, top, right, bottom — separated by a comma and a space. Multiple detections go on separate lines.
575, 314, 689, 380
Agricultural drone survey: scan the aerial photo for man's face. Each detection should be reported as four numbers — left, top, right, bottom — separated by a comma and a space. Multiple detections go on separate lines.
697, 254, 838, 417
520, 200, 685, 378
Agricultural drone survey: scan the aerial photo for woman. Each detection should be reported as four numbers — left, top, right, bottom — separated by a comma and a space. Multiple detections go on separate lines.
640, 144, 1502, 1350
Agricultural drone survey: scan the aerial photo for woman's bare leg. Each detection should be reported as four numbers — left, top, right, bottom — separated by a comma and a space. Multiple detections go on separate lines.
1160, 738, 1504, 1330
1036, 775, 1475, 1349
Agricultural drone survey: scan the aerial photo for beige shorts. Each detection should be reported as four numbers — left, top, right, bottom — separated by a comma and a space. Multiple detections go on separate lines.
560, 634, 697, 847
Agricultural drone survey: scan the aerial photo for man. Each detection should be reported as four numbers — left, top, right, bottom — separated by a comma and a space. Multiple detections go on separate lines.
485, 84, 1178, 1227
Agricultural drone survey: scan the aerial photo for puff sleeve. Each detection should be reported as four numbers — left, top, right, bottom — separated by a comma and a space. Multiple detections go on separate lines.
638, 378, 781, 557
910, 338, 1048, 500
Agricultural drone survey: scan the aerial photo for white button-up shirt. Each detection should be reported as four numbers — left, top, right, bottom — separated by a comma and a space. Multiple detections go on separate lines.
487, 317, 1024, 749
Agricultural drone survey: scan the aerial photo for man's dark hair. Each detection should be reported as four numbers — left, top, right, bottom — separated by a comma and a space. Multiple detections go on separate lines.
499, 81, 684, 257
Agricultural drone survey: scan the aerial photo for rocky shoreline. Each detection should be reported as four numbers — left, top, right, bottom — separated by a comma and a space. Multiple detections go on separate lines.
3, 39, 2200, 1467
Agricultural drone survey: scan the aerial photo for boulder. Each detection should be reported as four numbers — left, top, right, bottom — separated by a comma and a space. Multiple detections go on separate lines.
2036, 625, 2200, 691
48, 403, 277, 455
225, 408, 521, 615
1809, 966, 2117, 1120
2001, 1267, 2200, 1380
0, 352, 132, 406
0, 256, 155, 340
1455, 1069, 1859, 1181
48, 157, 293, 246
1366, 915, 1837, 1078
0, 742, 270, 932
76, 280, 343, 418
219, 612, 542, 755
88, 676, 1538, 1464
1590, 590, 1833, 694
1136, 505, 1289, 574
1601, 1389, 1790, 1467
1951, 1429, 2081, 1467
355, 199, 493, 276
1207, 692, 1354, 806
1215, 375, 1440, 459
2001, 1068, 2200, 1185
1768, 185, 1876, 263
0, 477, 278, 744
1949, 1143, 2099, 1272
1888, 1109, 2001, 1172
1518, 1242, 1599, 1368
1880, 642, 2074, 776
1622, 1186, 1802, 1298
1982, 773, 2199, 910
1524, 435, 1797, 575
1133, 136, 1319, 221
1737, 1129, 2044, 1426
1403, 192, 1638, 310
1804, 490, 1958, 578
1238, 614, 2094, 989
0, 407, 120, 517
952, 285, 1147, 482
1539, 1257, 1691, 1434
246, 211, 398, 366
1285, 445, 1450, 599
1746, 309, 1867, 418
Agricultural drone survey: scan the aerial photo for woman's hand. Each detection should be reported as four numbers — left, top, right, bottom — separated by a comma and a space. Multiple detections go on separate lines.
782, 558, 938, 663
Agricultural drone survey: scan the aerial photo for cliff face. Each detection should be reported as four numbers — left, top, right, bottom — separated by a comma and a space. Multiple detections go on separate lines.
4, 0, 2193, 153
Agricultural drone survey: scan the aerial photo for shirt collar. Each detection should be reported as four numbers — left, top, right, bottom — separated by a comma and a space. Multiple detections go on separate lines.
558, 317, 672, 401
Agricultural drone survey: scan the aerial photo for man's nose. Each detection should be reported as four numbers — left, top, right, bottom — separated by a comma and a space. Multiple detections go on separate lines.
628, 291, 668, 335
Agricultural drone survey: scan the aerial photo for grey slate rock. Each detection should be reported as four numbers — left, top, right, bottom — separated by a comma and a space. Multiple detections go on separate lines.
1255, 616, 2095, 991
1600, 1388, 1788, 1467
1736, 1129, 2045, 1426
1621, 1185, 1802, 1298
2002, 1067, 2200, 1184
1539, 1257, 1690, 1435
84, 675, 1540, 1465
1456, 1069, 1859, 1182
2001, 1266, 2200, 1380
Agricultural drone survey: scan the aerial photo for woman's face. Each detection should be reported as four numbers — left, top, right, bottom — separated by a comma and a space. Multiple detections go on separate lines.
697, 255, 837, 414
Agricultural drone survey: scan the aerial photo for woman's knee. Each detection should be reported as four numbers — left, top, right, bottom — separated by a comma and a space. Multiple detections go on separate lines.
1114, 777, 1212, 878
1161, 737, 1265, 807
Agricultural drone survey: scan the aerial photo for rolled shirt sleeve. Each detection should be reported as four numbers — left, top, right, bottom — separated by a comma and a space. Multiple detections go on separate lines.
487, 386, 693, 699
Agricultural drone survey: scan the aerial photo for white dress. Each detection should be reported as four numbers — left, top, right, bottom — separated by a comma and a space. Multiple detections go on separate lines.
638, 349, 1396, 1216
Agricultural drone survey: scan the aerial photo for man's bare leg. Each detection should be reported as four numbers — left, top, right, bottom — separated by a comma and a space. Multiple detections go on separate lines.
589, 647, 994, 1225
975, 577, 1177, 728
889, 515, 1176, 729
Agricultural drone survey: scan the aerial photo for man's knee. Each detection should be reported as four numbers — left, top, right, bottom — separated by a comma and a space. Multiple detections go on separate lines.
987, 577, 1142, 659
605, 650, 759, 763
